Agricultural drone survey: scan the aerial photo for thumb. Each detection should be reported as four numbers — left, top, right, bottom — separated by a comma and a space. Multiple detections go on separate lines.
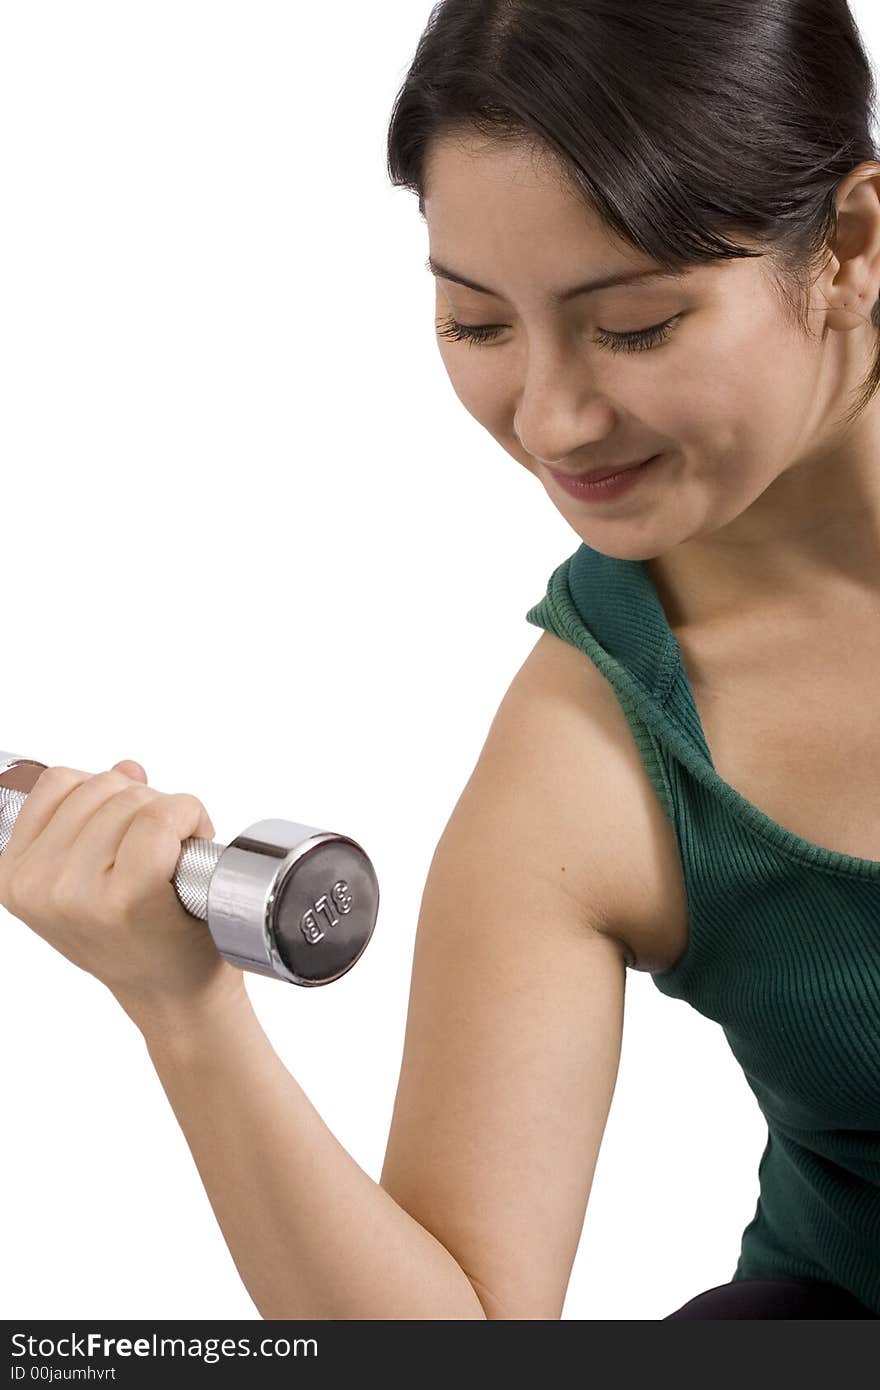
113, 759, 148, 782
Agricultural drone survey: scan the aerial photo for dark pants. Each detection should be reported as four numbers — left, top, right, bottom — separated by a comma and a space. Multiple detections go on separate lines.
664, 1276, 878, 1319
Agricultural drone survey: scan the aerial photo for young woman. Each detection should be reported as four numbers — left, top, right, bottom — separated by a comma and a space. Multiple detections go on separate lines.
2, 0, 879, 1319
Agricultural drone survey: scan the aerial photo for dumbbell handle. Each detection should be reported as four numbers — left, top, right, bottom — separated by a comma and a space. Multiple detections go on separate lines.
0, 784, 222, 920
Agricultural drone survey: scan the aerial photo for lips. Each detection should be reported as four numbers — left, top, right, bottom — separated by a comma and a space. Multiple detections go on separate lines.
553, 457, 655, 484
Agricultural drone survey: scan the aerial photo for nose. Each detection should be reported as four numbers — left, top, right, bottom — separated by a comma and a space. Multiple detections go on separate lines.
513, 348, 614, 468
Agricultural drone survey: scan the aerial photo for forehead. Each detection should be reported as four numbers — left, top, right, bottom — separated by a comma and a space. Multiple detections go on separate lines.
424, 131, 570, 194
423, 132, 771, 304
426, 133, 590, 211
424, 134, 622, 266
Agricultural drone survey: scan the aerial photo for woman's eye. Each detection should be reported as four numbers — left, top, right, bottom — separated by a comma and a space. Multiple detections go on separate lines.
435, 313, 681, 354
435, 317, 507, 346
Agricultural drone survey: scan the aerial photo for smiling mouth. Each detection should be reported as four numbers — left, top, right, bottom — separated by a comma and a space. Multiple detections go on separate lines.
550, 456, 657, 483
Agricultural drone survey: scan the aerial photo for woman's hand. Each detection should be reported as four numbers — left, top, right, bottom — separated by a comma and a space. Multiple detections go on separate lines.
0, 758, 247, 1025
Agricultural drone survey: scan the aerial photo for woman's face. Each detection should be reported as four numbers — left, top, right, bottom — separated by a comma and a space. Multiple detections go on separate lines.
422, 134, 880, 600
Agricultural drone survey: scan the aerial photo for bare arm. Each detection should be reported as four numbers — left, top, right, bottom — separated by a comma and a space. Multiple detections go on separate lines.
127, 630, 629, 1321
131, 989, 487, 1320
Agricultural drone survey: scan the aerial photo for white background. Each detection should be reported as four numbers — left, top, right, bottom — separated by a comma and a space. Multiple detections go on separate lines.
1, 1, 876, 1322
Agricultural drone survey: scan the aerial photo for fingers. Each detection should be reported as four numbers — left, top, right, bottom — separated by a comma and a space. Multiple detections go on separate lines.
0, 770, 159, 910
0, 765, 214, 901
59, 780, 167, 888
0, 761, 221, 1003
112, 759, 148, 782
111, 793, 215, 906
0, 766, 105, 871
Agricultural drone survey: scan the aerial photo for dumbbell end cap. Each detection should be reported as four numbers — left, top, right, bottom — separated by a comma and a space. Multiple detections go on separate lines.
207, 818, 379, 987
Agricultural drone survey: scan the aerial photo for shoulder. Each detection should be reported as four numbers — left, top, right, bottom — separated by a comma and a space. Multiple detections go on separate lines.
490, 630, 687, 974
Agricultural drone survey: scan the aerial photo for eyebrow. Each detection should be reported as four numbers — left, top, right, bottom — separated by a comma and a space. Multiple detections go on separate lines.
426, 254, 689, 304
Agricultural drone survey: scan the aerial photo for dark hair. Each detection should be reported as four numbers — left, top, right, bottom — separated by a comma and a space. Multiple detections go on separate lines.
386, 0, 880, 426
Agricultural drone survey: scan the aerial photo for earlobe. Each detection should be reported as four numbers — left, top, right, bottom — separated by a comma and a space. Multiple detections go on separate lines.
824, 293, 872, 332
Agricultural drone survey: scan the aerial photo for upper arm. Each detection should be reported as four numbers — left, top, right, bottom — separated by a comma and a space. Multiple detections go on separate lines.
379, 633, 630, 1320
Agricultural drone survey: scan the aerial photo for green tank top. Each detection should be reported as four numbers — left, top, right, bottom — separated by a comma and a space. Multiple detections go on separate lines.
525, 542, 880, 1314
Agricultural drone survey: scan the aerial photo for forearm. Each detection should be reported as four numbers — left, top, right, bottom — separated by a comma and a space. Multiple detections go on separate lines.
126, 987, 486, 1320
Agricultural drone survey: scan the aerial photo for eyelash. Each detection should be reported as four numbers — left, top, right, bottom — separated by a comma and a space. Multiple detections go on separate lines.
435, 314, 680, 354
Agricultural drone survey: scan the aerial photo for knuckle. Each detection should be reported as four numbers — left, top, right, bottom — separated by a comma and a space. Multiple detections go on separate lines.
141, 791, 202, 821
115, 781, 153, 803
138, 795, 175, 823
7, 862, 46, 915
92, 769, 133, 790
50, 867, 86, 912
34, 765, 81, 791
179, 792, 207, 818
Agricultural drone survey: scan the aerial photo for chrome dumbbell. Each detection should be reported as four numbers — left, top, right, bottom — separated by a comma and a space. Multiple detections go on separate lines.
0, 751, 379, 987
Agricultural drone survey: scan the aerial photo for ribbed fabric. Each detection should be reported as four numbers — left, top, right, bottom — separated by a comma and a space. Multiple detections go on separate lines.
526, 542, 880, 1314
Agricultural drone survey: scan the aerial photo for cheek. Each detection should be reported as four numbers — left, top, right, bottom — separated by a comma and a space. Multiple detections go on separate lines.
438, 350, 536, 471
439, 346, 508, 422
650, 319, 786, 449
688, 303, 808, 410
691, 337, 808, 456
